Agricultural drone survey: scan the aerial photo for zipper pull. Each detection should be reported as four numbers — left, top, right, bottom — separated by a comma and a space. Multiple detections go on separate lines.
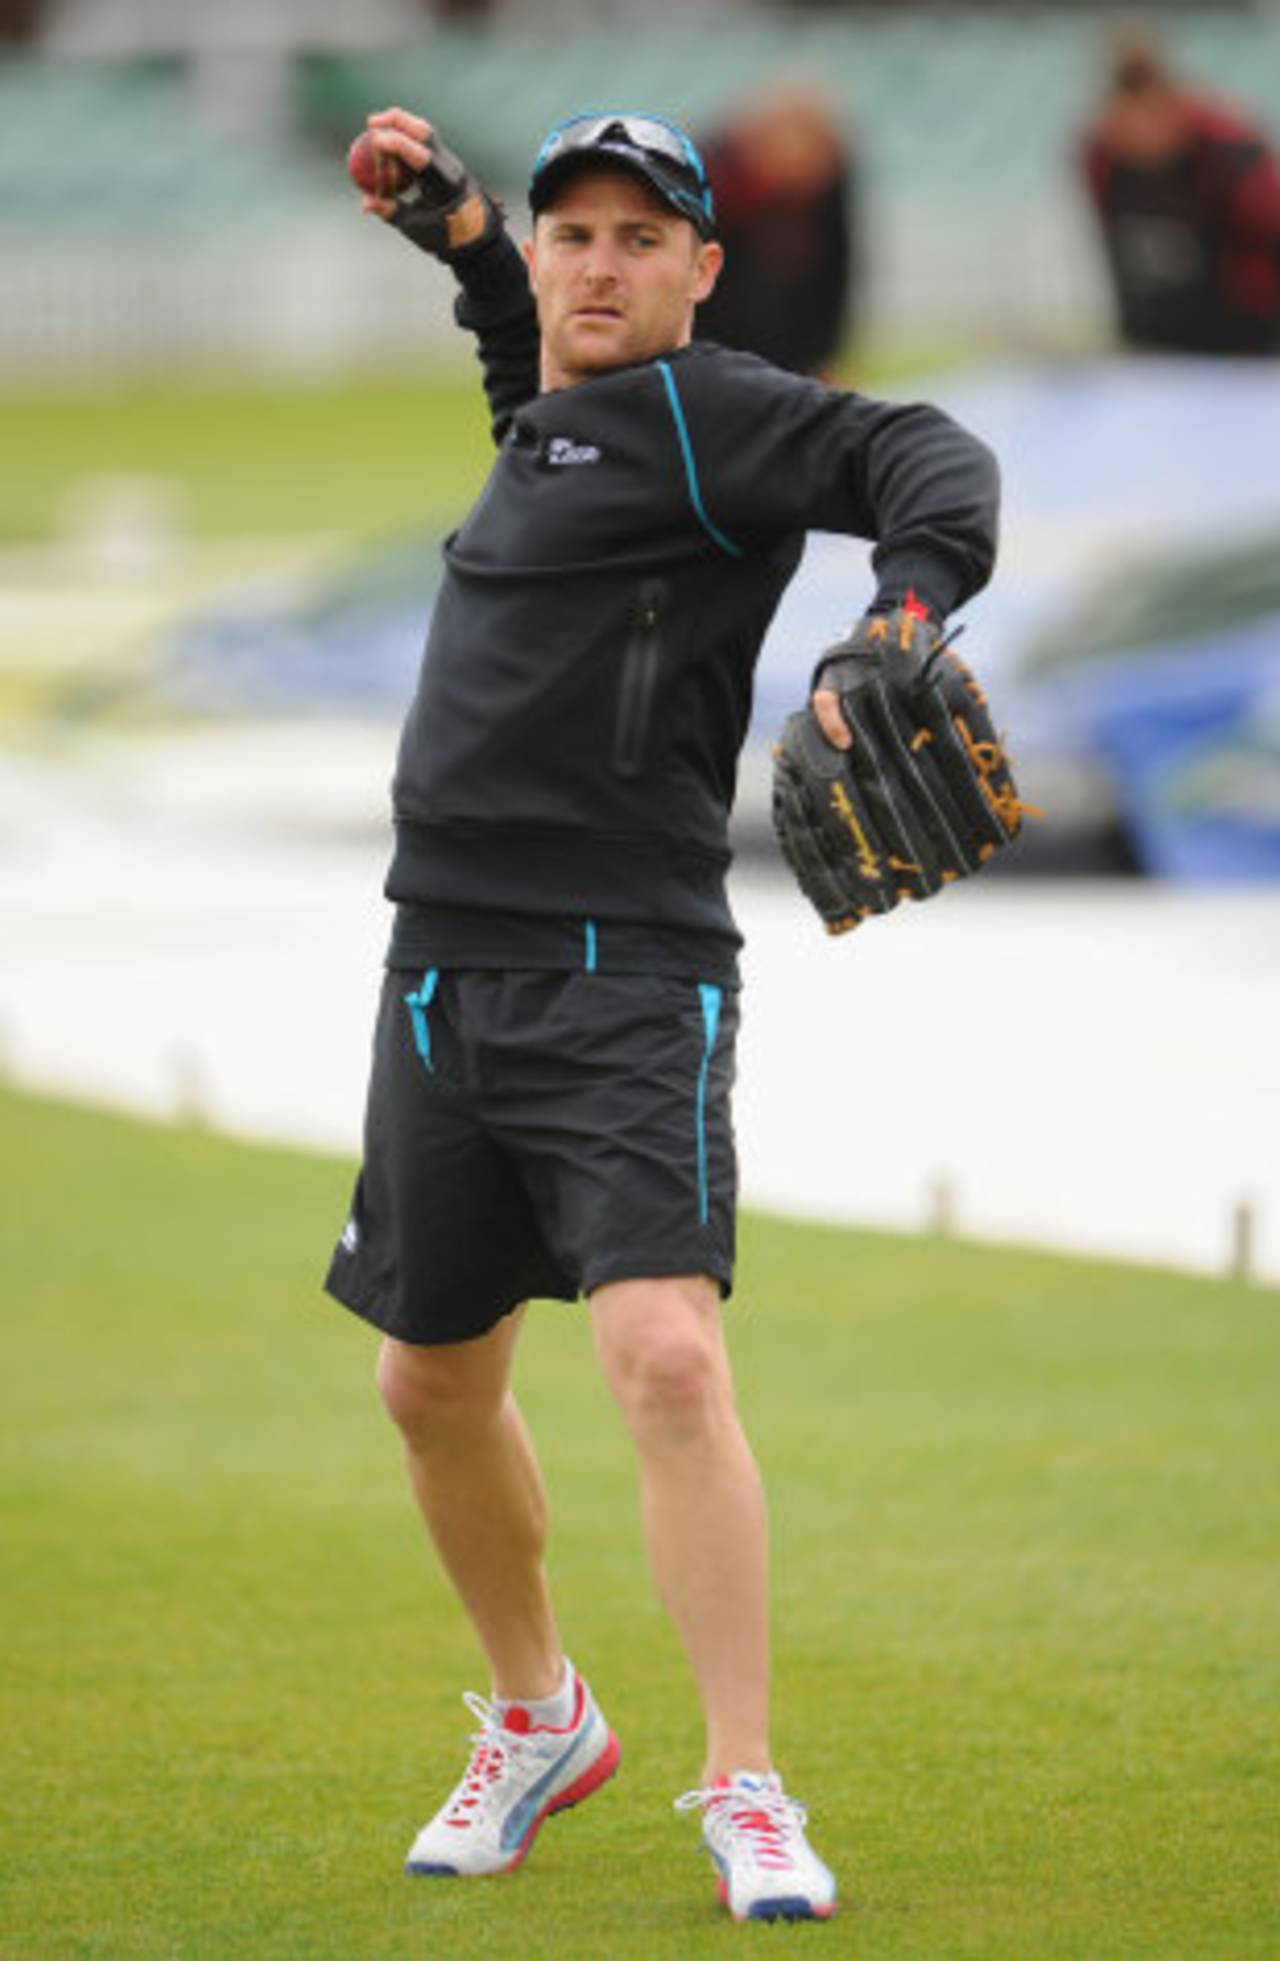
637, 578, 665, 630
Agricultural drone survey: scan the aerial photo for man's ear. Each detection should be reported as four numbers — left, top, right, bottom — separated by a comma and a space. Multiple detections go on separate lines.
521, 232, 538, 294
692, 239, 724, 305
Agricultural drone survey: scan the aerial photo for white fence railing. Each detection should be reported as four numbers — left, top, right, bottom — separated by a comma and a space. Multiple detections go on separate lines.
0, 185, 1112, 379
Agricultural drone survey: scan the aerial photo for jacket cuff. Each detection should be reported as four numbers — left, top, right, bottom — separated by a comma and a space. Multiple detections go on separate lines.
451, 227, 535, 337
446, 219, 523, 295
869, 548, 965, 622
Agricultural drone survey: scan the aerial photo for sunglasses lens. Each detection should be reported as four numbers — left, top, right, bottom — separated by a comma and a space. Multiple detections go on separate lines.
532, 113, 714, 232
539, 114, 705, 186
617, 118, 701, 173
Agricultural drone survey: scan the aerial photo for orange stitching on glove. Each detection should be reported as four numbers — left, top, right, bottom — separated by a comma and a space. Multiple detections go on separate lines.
829, 781, 881, 879
954, 715, 1043, 834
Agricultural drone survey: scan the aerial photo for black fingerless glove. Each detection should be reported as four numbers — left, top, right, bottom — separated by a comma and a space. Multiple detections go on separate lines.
389, 133, 502, 259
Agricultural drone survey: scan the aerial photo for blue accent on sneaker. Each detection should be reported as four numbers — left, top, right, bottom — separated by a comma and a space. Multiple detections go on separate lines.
584, 919, 598, 972
404, 968, 439, 1071
695, 981, 723, 1226
746, 1896, 820, 1921
498, 1725, 593, 1854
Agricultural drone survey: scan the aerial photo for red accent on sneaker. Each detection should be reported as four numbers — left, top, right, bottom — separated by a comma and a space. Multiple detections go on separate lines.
445, 1732, 508, 1828
732, 1806, 791, 1868
500, 1673, 586, 1737
903, 587, 931, 623
707, 1779, 794, 1872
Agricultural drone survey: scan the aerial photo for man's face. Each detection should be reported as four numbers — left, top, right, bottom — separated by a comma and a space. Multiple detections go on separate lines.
523, 168, 722, 389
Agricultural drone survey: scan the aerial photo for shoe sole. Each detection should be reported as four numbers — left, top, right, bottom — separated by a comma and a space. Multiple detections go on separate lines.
715, 1876, 838, 1922
406, 1728, 621, 1879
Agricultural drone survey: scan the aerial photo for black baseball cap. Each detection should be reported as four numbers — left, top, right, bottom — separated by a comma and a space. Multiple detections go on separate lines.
529, 112, 716, 239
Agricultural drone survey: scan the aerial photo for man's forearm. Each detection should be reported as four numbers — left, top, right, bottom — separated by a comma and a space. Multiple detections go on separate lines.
448, 225, 541, 441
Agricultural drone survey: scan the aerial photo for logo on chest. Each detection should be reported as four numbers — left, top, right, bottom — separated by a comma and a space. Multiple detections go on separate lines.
545, 435, 602, 467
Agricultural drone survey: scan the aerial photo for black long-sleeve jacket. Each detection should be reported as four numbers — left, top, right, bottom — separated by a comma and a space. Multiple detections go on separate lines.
386, 225, 999, 975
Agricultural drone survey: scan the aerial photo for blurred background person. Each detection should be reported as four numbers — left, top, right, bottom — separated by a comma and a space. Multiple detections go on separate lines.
1078, 29, 1280, 357
695, 81, 857, 378
0, 0, 41, 46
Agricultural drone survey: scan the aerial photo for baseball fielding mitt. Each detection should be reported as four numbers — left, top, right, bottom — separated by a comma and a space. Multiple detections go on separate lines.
772, 604, 1036, 934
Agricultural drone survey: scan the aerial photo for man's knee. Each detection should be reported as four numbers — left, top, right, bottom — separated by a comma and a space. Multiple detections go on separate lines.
376, 1332, 510, 1442
592, 1278, 729, 1437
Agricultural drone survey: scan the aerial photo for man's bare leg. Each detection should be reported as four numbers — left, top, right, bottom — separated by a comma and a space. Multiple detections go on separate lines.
377, 1311, 564, 1702
589, 1275, 771, 1779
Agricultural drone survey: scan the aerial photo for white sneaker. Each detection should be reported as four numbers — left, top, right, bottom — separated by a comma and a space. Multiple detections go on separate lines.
405, 1672, 620, 1876
676, 1771, 838, 1922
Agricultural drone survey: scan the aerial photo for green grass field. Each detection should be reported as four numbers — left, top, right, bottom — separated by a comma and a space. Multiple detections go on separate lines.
2, 1085, 1278, 1956
0, 337, 979, 548
0, 372, 493, 547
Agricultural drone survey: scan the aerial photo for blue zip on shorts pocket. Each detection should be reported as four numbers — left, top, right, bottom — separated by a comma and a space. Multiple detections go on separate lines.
695, 982, 723, 1225
404, 968, 439, 1072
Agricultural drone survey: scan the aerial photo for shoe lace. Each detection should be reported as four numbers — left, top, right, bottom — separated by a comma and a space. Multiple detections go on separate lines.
439, 1691, 529, 1829
674, 1781, 809, 1872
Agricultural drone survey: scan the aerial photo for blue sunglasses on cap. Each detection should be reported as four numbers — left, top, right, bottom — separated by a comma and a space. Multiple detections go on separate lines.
530, 112, 716, 237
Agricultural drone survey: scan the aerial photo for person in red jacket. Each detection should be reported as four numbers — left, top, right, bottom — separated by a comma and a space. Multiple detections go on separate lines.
695, 82, 857, 378
1079, 33, 1280, 355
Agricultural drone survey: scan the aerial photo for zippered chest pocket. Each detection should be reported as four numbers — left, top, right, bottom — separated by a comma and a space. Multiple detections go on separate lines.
611, 578, 669, 779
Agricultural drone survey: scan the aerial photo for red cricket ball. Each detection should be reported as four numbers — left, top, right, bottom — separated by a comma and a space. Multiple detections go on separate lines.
347, 131, 409, 200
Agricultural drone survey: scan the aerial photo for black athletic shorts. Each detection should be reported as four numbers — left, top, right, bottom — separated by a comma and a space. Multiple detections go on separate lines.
324, 967, 738, 1346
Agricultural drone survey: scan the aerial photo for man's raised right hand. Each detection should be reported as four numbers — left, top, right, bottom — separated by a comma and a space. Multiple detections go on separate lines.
358, 107, 495, 254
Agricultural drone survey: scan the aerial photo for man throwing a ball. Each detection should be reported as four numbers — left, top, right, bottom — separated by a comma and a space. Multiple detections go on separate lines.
328, 104, 999, 1924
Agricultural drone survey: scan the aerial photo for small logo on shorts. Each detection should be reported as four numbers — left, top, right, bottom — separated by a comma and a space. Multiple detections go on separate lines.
546, 436, 601, 467
340, 1217, 359, 1254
